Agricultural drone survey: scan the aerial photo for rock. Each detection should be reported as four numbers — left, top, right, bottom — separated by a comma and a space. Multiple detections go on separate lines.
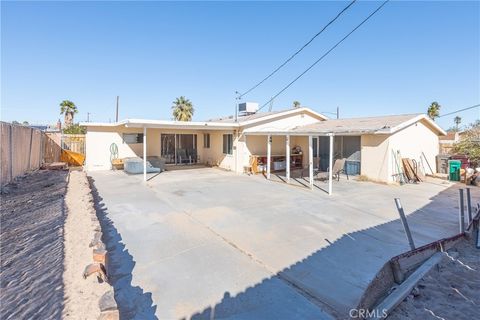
93, 248, 107, 265
89, 232, 103, 247
99, 291, 117, 312
98, 310, 119, 320
412, 286, 420, 297
83, 263, 108, 282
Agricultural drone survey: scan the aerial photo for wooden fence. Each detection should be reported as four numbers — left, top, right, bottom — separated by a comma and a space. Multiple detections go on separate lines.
1, 122, 62, 186
61, 134, 85, 154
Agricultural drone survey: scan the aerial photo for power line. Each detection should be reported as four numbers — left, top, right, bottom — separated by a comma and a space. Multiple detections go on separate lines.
238, 0, 357, 99
255, 0, 390, 114
438, 104, 480, 118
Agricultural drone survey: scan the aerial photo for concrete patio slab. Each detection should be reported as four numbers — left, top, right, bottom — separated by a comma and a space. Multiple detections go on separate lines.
89, 168, 479, 319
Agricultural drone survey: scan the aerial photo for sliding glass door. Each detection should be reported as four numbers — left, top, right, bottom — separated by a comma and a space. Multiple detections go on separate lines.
161, 133, 197, 165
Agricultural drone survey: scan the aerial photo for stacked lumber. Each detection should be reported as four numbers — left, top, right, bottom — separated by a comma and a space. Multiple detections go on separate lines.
402, 158, 423, 183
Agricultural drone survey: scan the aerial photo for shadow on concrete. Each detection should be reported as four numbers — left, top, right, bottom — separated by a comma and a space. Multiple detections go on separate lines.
267, 169, 341, 194
188, 183, 475, 319
88, 176, 157, 319
0, 170, 68, 319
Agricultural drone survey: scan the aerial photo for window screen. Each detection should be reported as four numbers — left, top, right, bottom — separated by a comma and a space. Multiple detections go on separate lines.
123, 133, 144, 144
223, 134, 233, 154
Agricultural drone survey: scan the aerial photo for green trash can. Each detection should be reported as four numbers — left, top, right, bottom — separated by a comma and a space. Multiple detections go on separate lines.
448, 160, 461, 181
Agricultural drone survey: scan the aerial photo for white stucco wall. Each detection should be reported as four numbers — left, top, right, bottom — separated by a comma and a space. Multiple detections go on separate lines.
242, 112, 322, 134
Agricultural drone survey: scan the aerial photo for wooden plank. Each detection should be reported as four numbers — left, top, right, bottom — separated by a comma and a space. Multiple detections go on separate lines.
401, 158, 414, 181
370, 253, 444, 320
407, 158, 422, 182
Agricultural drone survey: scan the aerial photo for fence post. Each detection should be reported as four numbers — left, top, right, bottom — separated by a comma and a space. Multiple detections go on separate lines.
28, 128, 33, 170
40, 133, 45, 166
9, 124, 13, 182
459, 189, 465, 233
39, 133, 43, 167
466, 188, 472, 225
394, 198, 416, 250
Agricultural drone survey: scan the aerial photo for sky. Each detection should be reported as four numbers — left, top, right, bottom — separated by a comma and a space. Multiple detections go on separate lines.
1, 1, 479, 130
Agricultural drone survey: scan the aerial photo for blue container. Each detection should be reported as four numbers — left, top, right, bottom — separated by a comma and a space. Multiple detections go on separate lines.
345, 160, 361, 175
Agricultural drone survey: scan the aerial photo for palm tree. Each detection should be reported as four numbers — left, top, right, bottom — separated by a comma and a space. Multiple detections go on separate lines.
454, 116, 462, 131
60, 100, 78, 128
172, 96, 194, 121
427, 101, 441, 121
293, 101, 301, 109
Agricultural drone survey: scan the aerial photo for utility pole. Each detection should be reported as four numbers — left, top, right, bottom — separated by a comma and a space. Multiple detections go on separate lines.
115, 96, 119, 122
234, 91, 240, 122
336, 106, 339, 119
87, 112, 90, 122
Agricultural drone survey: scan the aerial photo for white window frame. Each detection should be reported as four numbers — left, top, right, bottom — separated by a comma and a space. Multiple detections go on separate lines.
203, 133, 210, 148
223, 134, 233, 155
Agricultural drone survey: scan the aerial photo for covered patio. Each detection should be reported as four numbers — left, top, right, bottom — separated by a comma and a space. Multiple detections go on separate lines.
245, 131, 362, 195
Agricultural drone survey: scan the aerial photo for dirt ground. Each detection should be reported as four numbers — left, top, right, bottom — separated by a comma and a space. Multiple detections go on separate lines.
0, 170, 109, 319
62, 170, 110, 319
1, 170, 68, 319
389, 238, 480, 320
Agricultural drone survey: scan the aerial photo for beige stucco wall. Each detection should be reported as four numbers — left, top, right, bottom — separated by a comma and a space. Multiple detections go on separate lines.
361, 120, 440, 183
242, 134, 311, 170
85, 110, 325, 173
203, 130, 235, 171
360, 134, 391, 183
239, 111, 324, 171
388, 120, 439, 179
85, 126, 210, 171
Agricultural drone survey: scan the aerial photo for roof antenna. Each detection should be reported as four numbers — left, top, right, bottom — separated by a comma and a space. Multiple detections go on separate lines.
268, 98, 274, 112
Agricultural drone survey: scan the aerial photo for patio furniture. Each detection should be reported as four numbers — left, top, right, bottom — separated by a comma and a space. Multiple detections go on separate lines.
147, 156, 166, 171
111, 158, 124, 170
316, 158, 349, 181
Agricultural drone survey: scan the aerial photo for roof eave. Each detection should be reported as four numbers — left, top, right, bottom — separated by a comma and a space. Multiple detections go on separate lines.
239, 107, 328, 127
388, 114, 447, 136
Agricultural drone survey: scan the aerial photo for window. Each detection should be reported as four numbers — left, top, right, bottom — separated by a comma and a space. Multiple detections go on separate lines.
203, 133, 210, 148
223, 134, 233, 155
123, 133, 144, 144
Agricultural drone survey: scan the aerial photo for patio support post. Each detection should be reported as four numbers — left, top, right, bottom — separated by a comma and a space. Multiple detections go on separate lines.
308, 135, 313, 189
286, 135, 290, 182
328, 133, 333, 195
143, 126, 147, 182
267, 134, 271, 179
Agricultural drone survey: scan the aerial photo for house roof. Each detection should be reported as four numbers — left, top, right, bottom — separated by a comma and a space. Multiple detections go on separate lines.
206, 107, 327, 124
80, 107, 327, 129
80, 119, 236, 130
244, 114, 447, 136
207, 110, 284, 123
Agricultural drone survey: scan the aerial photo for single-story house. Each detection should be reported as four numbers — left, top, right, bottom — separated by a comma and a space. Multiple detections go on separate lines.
81, 105, 445, 192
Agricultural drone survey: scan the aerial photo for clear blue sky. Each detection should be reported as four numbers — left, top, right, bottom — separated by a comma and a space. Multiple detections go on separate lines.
1, 1, 479, 129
